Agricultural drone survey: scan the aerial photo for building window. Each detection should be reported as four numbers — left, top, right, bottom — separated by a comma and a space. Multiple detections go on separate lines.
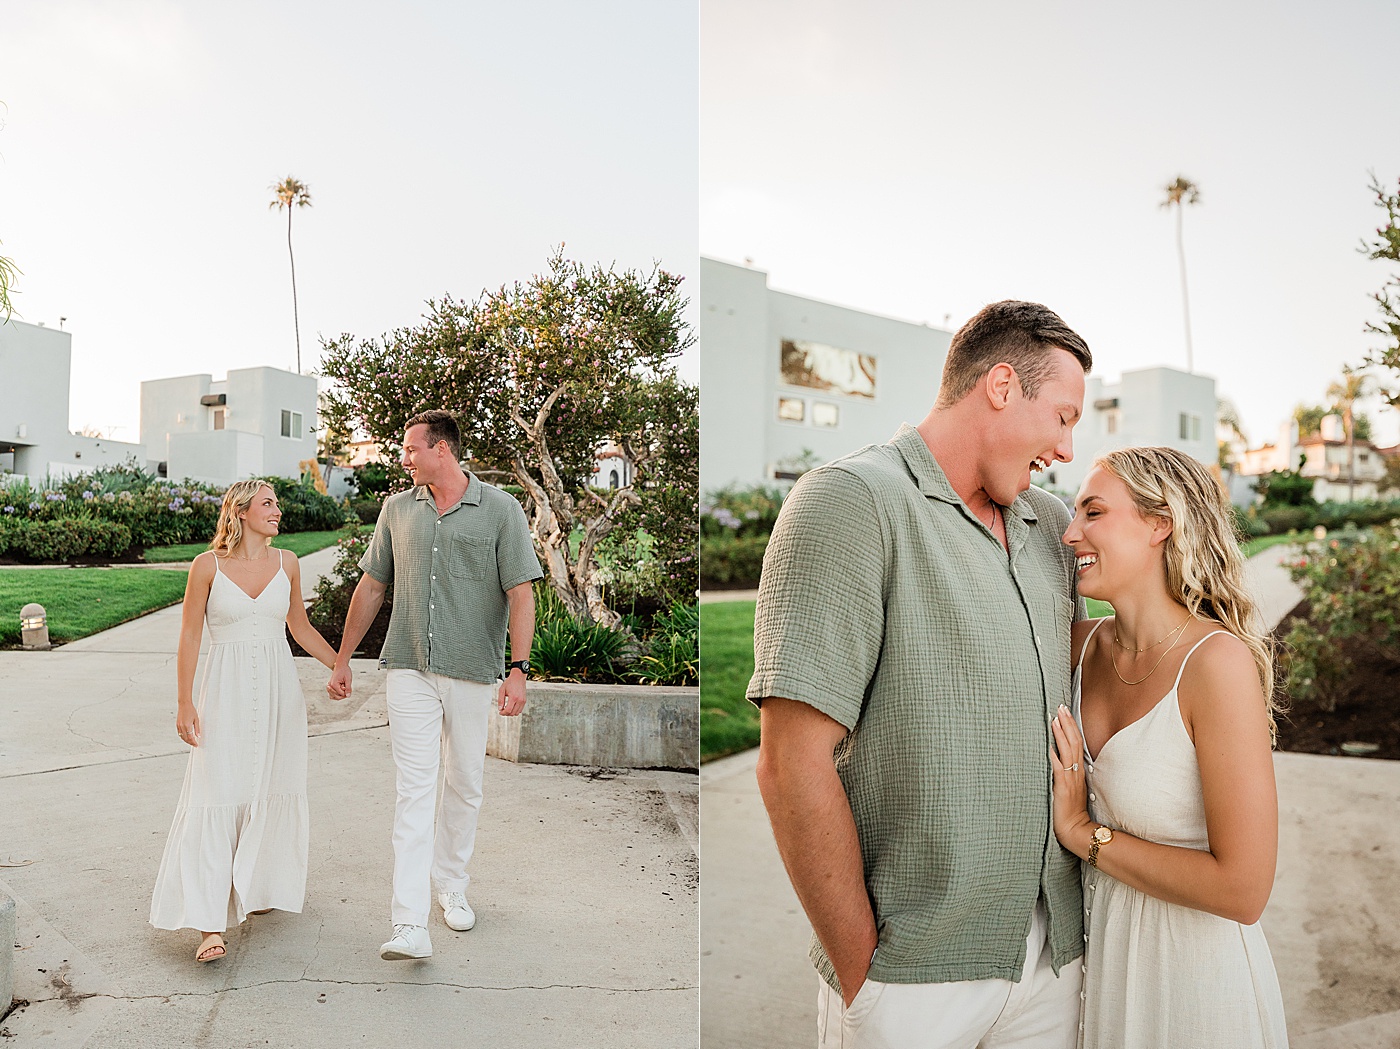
1179, 413, 1201, 442
281, 410, 303, 439
213, 408, 226, 431
811, 402, 840, 428
777, 397, 806, 423
1359, 452, 1369, 463
780, 339, 877, 399
609, 469, 620, 489
1105, 410, 1119, 435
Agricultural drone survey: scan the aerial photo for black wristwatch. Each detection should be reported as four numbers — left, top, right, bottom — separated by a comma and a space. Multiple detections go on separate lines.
506, 659, 531, 676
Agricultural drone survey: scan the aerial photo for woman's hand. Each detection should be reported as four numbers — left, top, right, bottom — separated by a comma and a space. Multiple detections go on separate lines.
1050, 704, 1093, 857
177, 702, 200, 747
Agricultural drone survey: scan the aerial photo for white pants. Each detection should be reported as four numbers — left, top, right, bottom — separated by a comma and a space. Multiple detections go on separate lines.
817, 902, 1083, 1049
386, 669, 495, 927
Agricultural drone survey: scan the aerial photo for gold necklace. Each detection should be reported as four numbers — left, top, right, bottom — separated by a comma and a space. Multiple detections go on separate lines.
1113, 613, 1193, 653
1109, 617, 1192, 686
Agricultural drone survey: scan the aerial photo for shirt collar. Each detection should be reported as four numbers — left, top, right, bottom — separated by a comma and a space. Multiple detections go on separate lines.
889, 423, 1039, 525
413, 471, 483, 512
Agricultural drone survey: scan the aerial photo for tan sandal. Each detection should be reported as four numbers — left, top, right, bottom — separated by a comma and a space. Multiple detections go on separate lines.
249, 909, 273, 916
196, 933, 226, 963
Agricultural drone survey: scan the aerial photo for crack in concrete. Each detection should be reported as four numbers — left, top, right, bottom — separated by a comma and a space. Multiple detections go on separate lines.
60, 655, 176, 752
18, 980, 697, 1007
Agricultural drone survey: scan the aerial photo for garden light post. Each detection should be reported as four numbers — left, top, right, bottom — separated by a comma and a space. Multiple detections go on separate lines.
20, 603, 50, 649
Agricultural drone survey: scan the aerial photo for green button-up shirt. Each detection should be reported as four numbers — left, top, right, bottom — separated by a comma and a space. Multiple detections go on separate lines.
360, 474, 543, 685
748, 424, 1085, 989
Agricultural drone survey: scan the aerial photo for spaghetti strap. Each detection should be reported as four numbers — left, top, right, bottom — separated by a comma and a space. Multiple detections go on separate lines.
212, 554, 222, 577
277, 548, 284, 570
1076, 616, 1109, 669
1170, 630, 1230, 692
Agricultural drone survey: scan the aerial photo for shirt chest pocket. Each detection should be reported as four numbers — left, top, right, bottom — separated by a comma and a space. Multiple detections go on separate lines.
449, 535, 494, 581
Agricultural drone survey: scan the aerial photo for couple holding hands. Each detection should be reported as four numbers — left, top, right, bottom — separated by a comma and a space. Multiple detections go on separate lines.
149, 410, 542, 965
751, 302, 1289, 1048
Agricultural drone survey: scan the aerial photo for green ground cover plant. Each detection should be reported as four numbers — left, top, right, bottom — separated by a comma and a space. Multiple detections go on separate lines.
0, 568, 189, 646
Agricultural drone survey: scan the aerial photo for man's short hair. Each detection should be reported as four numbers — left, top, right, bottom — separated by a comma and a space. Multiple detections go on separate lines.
405, 409, 461, 459
935, 301, 1092, 408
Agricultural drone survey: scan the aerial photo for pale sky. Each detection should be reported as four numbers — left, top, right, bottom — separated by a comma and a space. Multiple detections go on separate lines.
1, 0, 698, 442
701, 0, 1400, 449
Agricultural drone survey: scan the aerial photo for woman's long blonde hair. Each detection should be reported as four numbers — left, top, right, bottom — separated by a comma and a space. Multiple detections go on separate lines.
209, 479, 276, 558
1097, 447, 1281, 737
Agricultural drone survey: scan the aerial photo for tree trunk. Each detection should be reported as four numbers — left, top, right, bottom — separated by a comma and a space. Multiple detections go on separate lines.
287, 209, 301, 373
1346, 407, 1355, 501
1176, 205, 1194, 374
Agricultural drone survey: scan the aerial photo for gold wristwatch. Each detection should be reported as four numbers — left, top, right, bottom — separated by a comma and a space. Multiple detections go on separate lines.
1088, 825, 1113, 868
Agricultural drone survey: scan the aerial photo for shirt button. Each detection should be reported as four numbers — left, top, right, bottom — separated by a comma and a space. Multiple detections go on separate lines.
1081, 964, 1087, 974
1089, 792, 1096, 801
1035, 635, 1042, 646
1080, 992, 1086, 1001
433, 547, 438, 552
1083, 934, 1089, 943
1089, 883, 1095, 891
432, 574, 436, 580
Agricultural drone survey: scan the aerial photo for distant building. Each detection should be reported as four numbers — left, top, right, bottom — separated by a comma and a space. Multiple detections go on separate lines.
0, 320, 147, 482
1238, 415, 1387, 503
700, 256, 1218, 496
594, 443, 633, 490
1054, 366, 1219, 496
140, 367, 318, 486
700, 258, 953, 494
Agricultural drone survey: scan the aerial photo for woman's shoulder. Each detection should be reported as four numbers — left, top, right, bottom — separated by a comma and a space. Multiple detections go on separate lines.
1176, 627, 1262, 724
1070, 615, 1109, 668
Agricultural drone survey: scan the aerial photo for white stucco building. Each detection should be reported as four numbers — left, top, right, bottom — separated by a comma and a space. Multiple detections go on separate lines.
0, 320, 147, 481
1053, 366, 1219, 495
700, 257, 1219, 496
700, 258, 953, 494
141, 367, 318, 485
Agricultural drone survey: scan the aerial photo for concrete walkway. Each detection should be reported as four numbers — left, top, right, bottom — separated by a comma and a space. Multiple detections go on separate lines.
1, 545, 698, 1048
700, 544, 1400, 1049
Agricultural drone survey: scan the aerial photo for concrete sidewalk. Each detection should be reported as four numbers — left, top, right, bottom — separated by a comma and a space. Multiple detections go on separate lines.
700, 544, 1400, 1049
1, 544, 699, 1048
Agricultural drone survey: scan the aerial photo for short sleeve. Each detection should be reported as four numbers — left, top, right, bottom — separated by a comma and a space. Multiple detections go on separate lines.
496, 498, 544, 592
746, 467, 887, 730
359, 505, 395, 585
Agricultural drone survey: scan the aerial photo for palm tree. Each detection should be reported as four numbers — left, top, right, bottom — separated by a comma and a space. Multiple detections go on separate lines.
1326, 365, 1369, 500
1161, 176, 1201, 373
268, 176, 313, 372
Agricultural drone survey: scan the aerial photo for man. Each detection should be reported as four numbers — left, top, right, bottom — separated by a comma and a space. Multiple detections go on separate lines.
751, 301, 1092, 1048
329, 409, 542, 960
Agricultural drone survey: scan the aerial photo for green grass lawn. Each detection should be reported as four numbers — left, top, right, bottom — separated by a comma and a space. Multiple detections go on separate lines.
0, 568, 190, 646
143, 527, 360, 563
700, 600, 760, 762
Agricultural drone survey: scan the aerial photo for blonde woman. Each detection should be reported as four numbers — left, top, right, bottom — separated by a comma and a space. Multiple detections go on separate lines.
1050, 447, 1288, 1047
151, 479, 343, 963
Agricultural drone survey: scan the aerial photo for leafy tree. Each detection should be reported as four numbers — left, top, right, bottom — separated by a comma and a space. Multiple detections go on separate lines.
320, 249, 697, 627
268, 176, 313, 372
1293, 403, 1327, 440
1161, 176, 1201, 373
1362, 172, 1400, 403
1327, 366, 1370, 501
1216, 397, 1246, 471
1254, 453, 1315, 507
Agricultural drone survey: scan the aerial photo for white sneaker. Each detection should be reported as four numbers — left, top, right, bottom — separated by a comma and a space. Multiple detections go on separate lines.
438, 891, 476, 931
380, 924, 432, 960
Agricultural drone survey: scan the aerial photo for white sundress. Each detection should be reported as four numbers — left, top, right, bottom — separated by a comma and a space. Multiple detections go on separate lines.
150, 550, 309, 932
1072, 619, 1289, 1049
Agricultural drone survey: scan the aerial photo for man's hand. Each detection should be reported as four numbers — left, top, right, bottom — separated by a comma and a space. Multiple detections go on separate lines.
498, 670, 526, 716
327, 663, 352, 701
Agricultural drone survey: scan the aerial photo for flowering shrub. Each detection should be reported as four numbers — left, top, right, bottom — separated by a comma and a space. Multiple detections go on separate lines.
1283, 523, 1400, 710
700, 485, 786, 539
0, 460, 351, 562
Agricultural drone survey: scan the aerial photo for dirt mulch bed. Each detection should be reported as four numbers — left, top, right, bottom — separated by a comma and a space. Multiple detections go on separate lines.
288, 604, 393, 661
1272, 600, 1400, 760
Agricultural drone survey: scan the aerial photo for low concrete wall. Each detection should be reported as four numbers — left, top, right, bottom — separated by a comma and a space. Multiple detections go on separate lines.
488, 682, 698, 770
1, 892, 13, 1012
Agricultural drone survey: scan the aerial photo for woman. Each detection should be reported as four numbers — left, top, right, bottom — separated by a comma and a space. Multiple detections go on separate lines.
1051, 447, 1288, 1048
150, 479, 342, 963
